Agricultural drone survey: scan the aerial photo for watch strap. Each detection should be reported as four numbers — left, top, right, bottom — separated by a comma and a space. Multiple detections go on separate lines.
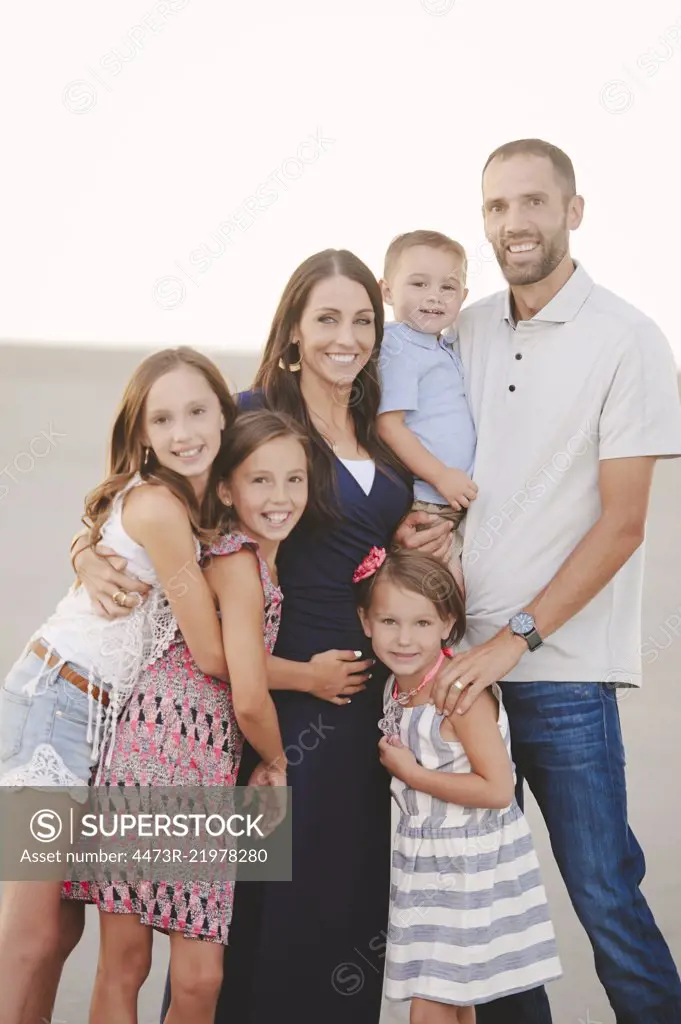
523, 627, 543, 652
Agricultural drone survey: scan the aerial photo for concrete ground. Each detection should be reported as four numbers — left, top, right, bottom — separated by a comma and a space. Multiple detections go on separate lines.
0, 344, 679, 1024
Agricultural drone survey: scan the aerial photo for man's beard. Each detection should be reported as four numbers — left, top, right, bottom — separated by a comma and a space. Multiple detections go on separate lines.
493, 232, 569, 286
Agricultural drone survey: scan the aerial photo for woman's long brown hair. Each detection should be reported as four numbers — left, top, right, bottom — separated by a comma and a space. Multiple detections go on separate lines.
254, 249, 410, 522
83, 347, 237, 548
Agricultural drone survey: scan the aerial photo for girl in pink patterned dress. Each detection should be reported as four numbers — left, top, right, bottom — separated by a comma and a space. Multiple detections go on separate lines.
65, 410, 310, 1024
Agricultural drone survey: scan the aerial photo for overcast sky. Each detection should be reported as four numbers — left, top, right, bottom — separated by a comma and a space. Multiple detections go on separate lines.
2, 0, 680, 361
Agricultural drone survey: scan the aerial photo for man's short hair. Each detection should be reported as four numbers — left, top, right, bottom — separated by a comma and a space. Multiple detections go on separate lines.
482, 139, 577, 197
383, 230, 468, 283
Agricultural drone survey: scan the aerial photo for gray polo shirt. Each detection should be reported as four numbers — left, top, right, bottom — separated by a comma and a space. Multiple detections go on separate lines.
456, 261, 681, 685
378, 322, 476, 504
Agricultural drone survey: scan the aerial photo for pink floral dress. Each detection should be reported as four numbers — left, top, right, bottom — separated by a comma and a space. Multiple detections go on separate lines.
63, 533, 282, 944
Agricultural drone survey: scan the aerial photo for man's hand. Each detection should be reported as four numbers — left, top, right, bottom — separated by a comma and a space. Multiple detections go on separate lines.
431, 631, 527, 716
74, 543, 150, 618
306, 650, 374, 705
393, 510, 453, 560
378, 734, 419, 784
438, 468, 478, 512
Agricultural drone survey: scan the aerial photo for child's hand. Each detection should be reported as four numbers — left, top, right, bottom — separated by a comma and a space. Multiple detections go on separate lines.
378, 735, 419, 784
439, 468, 478, 511
248, 760, 287, 788
246, 761, 288, 837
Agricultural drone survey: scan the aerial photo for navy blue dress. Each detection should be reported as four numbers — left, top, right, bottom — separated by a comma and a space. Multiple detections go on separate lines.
160, 392, 411, 1023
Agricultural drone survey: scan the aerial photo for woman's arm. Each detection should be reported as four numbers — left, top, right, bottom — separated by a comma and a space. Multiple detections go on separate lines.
392, 511, 453, 560
204, 549, 286, 769
379, 690, 515, 809
123, 485, 228, 680
72, 531, 151, 618
265, 651, 373, 705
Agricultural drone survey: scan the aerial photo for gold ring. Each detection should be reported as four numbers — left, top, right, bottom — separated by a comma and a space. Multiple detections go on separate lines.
453, 680, 464, 691
112, 589, 127, 607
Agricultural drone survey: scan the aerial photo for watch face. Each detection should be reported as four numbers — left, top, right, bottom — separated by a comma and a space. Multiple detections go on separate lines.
511, 612, 535, 635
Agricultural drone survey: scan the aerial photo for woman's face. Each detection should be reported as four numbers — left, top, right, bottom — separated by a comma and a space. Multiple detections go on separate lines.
295, 275, 376, 391
142, 365, 225, 481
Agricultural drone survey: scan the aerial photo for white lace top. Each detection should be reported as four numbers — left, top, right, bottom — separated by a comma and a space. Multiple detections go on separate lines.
15, 474, 199, 782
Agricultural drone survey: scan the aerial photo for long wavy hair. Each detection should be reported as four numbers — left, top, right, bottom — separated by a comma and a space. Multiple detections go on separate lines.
83, 347, 237, 548
254, 249, 410, 522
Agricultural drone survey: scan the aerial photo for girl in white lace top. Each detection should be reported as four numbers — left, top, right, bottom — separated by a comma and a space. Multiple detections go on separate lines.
0, 346, 237, 1024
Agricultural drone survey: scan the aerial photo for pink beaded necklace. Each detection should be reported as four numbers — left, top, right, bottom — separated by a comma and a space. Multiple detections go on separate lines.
391, 648, 450, 704
380, 648, 452, 737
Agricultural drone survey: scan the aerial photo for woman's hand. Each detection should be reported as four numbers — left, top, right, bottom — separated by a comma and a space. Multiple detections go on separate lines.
378, 734, 418, 783
393, 510, 453, 561
307, 649, 374, 705
430, 632, 527, 716
74, 542, 151, 618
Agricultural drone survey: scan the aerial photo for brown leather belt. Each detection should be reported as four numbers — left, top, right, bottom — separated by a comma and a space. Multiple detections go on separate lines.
30, 639, 110, 708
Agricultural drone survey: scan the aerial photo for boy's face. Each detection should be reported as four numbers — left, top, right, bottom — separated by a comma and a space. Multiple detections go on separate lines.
382, 245, 468, 335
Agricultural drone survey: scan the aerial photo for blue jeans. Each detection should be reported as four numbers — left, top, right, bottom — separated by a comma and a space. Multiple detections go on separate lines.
476, 682, 681, 1024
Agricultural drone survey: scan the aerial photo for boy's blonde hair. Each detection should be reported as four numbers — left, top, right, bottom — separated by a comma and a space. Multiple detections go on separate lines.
383, 230, 468, 283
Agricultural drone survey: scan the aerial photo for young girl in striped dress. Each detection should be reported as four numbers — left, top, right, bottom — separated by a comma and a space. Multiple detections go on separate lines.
355, 548, 562, 1024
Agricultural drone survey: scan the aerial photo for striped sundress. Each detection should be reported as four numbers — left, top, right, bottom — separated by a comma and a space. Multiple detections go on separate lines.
384, 682, 562, 1007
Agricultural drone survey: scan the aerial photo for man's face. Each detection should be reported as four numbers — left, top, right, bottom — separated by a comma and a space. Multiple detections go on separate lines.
482, 154, 582, 286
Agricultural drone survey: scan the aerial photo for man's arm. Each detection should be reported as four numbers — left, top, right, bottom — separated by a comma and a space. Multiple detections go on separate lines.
525, 455, 652, 637
434, 456, 655, 715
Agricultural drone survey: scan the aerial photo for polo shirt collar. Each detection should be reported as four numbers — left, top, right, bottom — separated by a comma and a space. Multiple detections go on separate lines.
503, 260, 594, 327
387, 322, 454, 350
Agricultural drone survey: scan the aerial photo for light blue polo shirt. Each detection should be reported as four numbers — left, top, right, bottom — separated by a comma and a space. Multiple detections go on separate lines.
378, 322, 476, 505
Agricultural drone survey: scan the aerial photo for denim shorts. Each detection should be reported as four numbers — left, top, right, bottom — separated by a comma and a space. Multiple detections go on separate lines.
0, 647, 102, 789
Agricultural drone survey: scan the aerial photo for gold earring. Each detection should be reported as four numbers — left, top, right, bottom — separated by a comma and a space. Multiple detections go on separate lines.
143, 447, 150, 467
278, 340, 302, 372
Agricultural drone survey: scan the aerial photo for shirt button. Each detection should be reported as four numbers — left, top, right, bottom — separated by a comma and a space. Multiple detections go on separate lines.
509, 385, 516, 392
515, 353, 522, 360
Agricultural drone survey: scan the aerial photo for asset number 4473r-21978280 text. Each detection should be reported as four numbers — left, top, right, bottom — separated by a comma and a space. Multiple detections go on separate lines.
131, 849, 268, 864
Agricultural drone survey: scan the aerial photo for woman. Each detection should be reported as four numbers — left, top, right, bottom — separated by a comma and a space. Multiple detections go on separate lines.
78, 250, 447, 1023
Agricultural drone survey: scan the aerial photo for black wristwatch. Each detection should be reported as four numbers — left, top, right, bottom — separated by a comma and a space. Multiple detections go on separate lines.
509, 612, 543, 652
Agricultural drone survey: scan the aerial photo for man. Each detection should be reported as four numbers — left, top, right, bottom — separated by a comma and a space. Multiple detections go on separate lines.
396, 138, 681, 1023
